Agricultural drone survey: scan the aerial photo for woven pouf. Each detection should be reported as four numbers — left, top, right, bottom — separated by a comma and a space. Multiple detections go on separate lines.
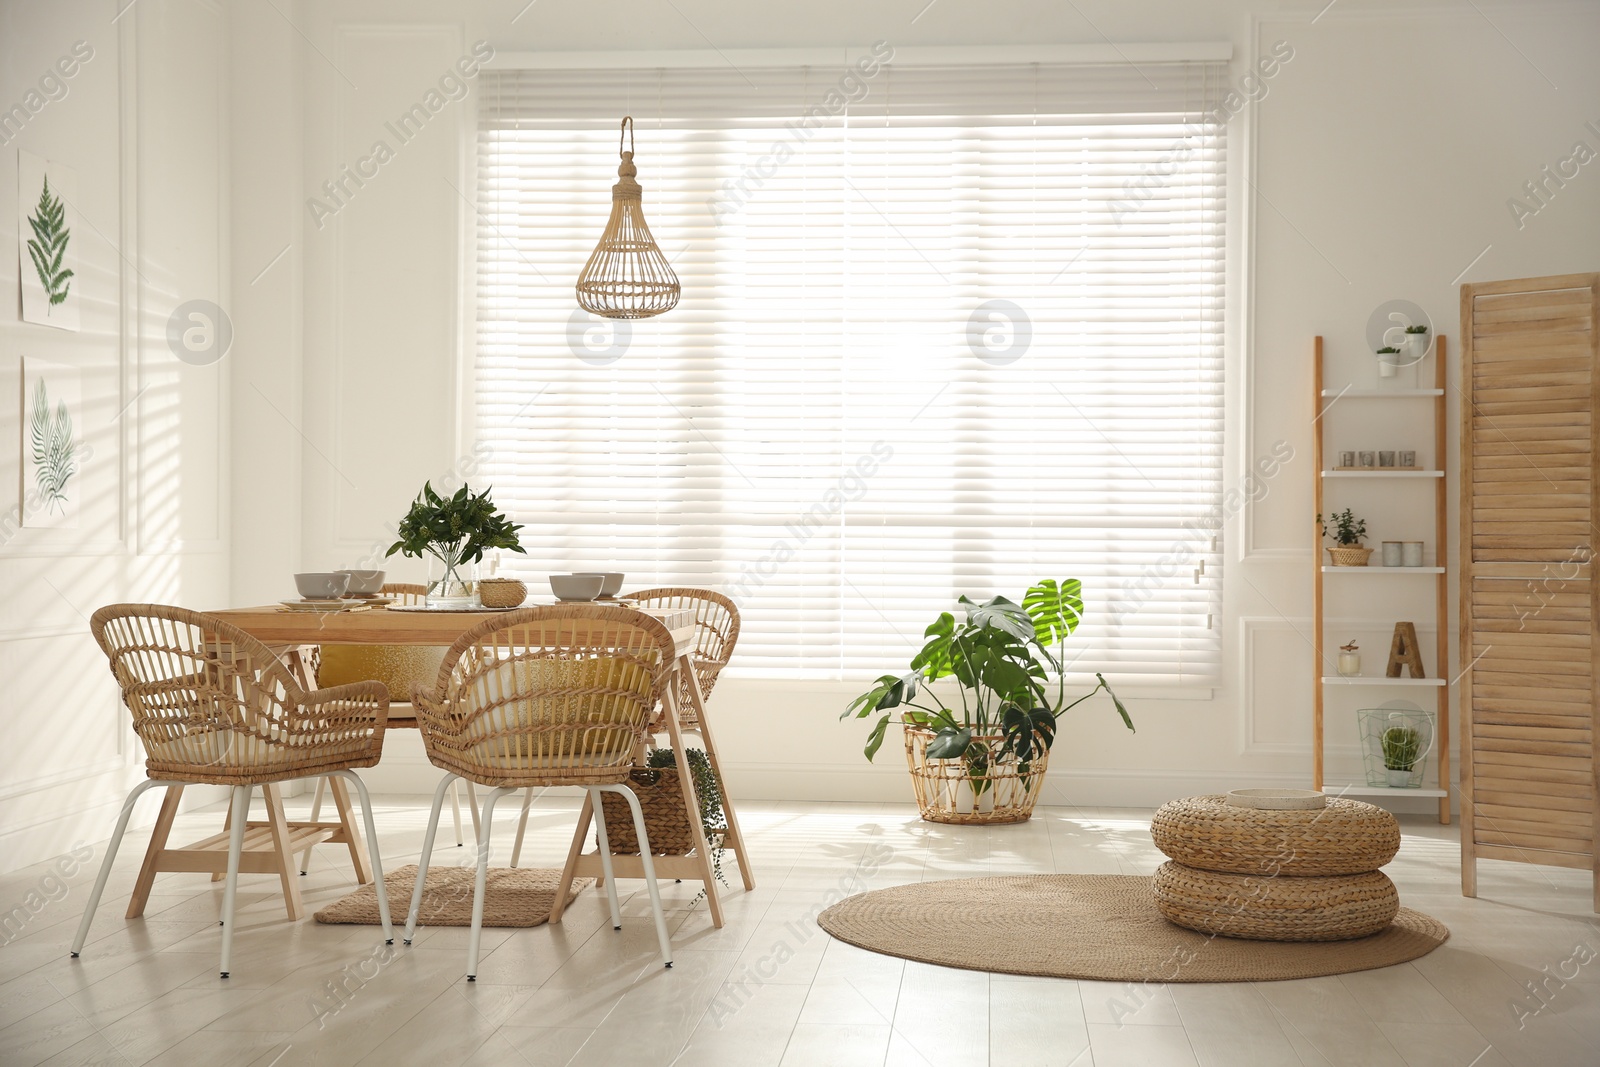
1150, 795, 1399, 877
1153, 861, 1400, 942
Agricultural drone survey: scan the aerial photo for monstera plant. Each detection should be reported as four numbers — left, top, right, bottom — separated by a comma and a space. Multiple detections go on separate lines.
843, 579, 1133, 823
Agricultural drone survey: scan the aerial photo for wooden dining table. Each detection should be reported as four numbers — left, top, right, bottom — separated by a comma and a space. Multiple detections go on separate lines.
210, 601, 755, 927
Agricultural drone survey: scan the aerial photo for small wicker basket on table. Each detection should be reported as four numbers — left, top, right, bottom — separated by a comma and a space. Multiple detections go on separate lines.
1149, 794, 1402, 942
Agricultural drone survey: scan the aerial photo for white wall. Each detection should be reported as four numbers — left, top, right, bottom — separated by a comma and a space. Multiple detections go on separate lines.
0, 0, 234, 872
229, 0, 1600, 811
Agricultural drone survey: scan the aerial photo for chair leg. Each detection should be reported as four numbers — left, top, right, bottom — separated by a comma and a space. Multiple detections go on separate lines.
333, 771, 393, 944
128, 784, 184, 916
588, 788, 624, 932
510, 788, 535, 868
219, 785, 252, 978
449, 781, 464, 847
71, 778, 164, 958
404, 774, 457, 945
298, 776, 327, 875
464, 781, 481, 843
467, 786, 515, 982
603, 783, 674, 968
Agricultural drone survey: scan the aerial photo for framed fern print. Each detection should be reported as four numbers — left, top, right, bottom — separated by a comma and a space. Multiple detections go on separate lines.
17, 150, 80, 331
21, 358, 83, 529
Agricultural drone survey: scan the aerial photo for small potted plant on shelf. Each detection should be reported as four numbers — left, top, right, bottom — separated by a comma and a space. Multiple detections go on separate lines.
1375, 345, 1403, 378
387, 482, 525, 608
1319, 508, 1371, 567
843, 578, 1133, 825
1404, 324, 1430, 362
1380, 725, 1422, 788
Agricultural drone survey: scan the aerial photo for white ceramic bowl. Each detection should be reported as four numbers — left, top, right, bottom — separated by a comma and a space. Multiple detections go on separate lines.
335, 568, 386, 594
572, 571, 625, 597
549, 574, 605, 602
295, 572, 351, 599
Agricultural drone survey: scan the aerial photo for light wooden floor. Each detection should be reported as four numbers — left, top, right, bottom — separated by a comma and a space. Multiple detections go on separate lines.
0, 795, 1596, 1066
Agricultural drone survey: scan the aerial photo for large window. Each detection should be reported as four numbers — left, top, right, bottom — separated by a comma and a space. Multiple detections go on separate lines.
474, 58, 1226, 684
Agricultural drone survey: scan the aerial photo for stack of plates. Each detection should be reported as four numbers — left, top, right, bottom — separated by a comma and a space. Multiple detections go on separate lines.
279, 599, 381, 612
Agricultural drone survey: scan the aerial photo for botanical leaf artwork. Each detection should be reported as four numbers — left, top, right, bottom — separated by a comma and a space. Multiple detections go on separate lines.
26, 175, 74, 311
30, 378, 79, 514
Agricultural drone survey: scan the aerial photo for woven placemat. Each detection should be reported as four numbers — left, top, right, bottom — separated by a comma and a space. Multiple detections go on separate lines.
816, 874, 1448, 982
314, 865, 592, 928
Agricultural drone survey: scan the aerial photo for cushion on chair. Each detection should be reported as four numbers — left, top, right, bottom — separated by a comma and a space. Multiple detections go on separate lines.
460, 656, 654, 770
318, 644, 446, 704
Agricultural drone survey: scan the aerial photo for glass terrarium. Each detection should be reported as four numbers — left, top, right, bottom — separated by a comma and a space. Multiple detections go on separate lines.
1357, 701, 1435, 789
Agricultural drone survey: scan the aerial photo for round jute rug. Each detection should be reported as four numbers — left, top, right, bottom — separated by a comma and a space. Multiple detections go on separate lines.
816, 874, 1448, 982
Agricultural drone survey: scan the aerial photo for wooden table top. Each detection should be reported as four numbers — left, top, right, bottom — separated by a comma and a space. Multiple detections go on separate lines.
211, 603, 698, 655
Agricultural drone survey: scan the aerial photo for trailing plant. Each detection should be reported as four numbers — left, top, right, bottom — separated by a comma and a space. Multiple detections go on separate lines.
843, 578, 1133, 799
386, 482, 525, 591
26, 175, 74, 311
643, 747, 729, 892
1380, 726, 1421, 771
30, 378, 80, 514
1318, 508, 1367, 546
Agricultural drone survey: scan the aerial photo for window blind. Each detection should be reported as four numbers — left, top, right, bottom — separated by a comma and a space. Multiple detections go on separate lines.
473, 59, 1226, 685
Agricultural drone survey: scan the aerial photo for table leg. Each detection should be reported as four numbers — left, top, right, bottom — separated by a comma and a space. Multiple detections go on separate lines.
550, 791, 594, 924
679, 653, 756, 891
297, 777, 327, 875
662, 679, 724, 928
262, 785, 305, 920
210, 790, 231, 883
327, 775, 374, 884
127, 785, 183, 918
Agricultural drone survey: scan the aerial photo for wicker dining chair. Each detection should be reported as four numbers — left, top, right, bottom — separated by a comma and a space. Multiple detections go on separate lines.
403, 605, 677, 979
504, 587, 742, 867
76, 604, 393, 978
620, 587, 740, 732
306, 583, 476, 871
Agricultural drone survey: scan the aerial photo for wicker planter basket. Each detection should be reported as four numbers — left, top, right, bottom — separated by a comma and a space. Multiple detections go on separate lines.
1150, 795, 1399, 877
598, 767, 699, 856
1153, 861, 1400, 941
903, 726, 1050, 825
1326, 545, 1374, 567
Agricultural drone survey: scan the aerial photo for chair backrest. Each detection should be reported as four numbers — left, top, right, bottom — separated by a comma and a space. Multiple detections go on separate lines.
90, 604, 305, 781
316, 582, 440, 704
622, 587, 740, 703
412, 605, 676, 787
381, 582, 428, 605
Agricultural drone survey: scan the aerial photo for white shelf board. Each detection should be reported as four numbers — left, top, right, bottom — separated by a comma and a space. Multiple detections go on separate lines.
1321, 676, 1445, 687
1321, 566, 1445, 574
1320, 388, 1444, 398
1326, 784, 1449, 798
1321, 470, 1443, 478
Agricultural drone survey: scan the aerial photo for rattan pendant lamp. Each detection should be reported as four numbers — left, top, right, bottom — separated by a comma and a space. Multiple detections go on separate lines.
575, 117, 680, 319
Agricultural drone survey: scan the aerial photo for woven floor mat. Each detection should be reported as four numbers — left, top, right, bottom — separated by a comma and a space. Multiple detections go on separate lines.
817, 874, 1448, 982
314, 865, 592, 928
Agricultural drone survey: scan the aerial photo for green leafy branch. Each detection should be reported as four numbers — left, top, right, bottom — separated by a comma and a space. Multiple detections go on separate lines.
386, 481, 526, 566
30, 378, 80, 514
26, 175, 74, 310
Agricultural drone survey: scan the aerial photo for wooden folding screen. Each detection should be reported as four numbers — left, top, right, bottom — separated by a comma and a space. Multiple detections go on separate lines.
1459, 272, 1600, 910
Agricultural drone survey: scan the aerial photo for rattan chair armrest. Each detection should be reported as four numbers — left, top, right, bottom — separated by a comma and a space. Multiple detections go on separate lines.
409, 683, 467, 742
296, 679, 391, 731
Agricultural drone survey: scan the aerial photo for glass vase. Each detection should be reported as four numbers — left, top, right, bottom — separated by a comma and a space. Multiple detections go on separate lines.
426, 545, 480, 609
